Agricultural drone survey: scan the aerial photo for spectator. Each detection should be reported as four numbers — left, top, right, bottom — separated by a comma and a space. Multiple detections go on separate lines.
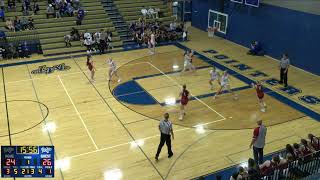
286, 153, 295, 163
182, 31, 187, 41
230, 172, 240, 180
5, 18, 15, 31
64, 34, 72, 47
0, 30, 5, 40
249, 119, 267, 165
73, 0, 80, 10
20, 16, 29, 30
70, 27, 80, 40
8, 0, 16, 11
7, 44, 17, 59
230, 166, 248, 180
93, 30, 101, 53
238, 166, 248, 179
247, 41, 263, 56
79, 31, 84, 46
76, 8, 84, 25
99, 29, 107, 53
14, 16, 22, 31
0, 8, 4, 22
308, 134, 320, 151
22, 3, 29, 16
285, 144, 296, 160
84, 30, 93, 51
24, 0, 32, 11
247, 158, 259, 180
259, 155, 287, 176
300, 139, 314, 156
0, 0, 4, 10
28, 16, 34, 29
148, 7, 155, 19
54, 2, 61, 18
170, 21, 177, 31
106, 30, 113, 50
33, 0, 40, 15
58, 1, 65, 17
154, 8, 160, 18
293, 143, 303, 159
65, 3, 74, 16
46, 4, 55, 18
141, 6, 147, 18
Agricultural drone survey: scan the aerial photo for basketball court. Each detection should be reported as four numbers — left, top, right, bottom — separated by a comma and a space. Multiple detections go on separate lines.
0, 1, 319, 179
1, 26, 320, 179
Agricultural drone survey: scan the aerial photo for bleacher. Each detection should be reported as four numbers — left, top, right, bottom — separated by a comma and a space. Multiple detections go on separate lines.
198, 135, 320, 180
101, 0, 174, 46
115, 0, 174, 23
1, 0, 122, 56
1, 0, 175, 58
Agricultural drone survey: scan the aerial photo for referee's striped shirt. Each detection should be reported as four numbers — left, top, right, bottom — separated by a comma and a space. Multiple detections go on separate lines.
159, 120, 172, 135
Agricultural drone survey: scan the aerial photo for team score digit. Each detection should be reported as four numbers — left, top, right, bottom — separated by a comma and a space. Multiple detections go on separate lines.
41, 158, 52, 166
21, 168, 35, 175
5, 158, 16, 166
5, 168, 10, 175
38, 168, 43, 174
46, 168, 53, 175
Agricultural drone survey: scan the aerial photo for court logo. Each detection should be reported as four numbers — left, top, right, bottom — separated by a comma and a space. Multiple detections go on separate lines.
41, 147, 52, 153
3, 147, 14, 154
264, 78, 279, 86
279, 86, 302, 96
250, 71, 268, 77
31, 63, 71, 74
233, 64, 252, 71
299, 95, 320, 105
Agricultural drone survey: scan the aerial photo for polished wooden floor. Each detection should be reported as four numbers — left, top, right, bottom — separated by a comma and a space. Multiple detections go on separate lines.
0, 27, 319, 180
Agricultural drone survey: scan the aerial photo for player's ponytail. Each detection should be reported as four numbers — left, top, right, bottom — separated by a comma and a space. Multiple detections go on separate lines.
182, 84, 186, 90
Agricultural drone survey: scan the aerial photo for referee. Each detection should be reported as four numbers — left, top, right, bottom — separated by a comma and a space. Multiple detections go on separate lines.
155, 113, 174, 161
279, 53, 290, 87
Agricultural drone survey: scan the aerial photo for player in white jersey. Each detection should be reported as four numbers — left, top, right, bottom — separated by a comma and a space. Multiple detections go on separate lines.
107, 58, 121, 83
209, 66, 219, 90
148, 32, 156, 55
181, 50, 196, 73
213, 71, 238, 100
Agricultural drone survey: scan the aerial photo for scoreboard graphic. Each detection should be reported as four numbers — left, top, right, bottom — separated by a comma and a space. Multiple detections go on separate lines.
1, 146, 54, 178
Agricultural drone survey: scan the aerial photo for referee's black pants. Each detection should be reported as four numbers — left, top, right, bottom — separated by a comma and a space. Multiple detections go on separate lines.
156, 133, 173, 158
280, 68, 288, 87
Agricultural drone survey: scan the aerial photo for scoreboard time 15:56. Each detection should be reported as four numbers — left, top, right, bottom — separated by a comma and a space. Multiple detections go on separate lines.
1, 146, 54, 178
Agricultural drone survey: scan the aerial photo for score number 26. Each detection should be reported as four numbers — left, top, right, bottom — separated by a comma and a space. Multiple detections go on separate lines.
41, 159, 52, 166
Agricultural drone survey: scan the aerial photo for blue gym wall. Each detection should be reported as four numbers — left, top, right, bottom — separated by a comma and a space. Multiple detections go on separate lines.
191, 0, 320, 75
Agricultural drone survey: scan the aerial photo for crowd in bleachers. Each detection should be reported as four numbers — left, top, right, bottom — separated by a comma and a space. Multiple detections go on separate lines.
0, 0, 37, 32
140, 6, 161, 19
5, 16, 34, 31
46, 0, 85, 24
129, 18, 187, 47
0, 41, 31, 59
3, 0, 40, 15
230, 134, 320, 180
64, 27, 113, 54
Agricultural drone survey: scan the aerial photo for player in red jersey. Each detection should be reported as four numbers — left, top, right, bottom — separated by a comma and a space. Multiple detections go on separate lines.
179, 84, 190, 120
86, 53, 96, 82
252, 81, 267, 112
